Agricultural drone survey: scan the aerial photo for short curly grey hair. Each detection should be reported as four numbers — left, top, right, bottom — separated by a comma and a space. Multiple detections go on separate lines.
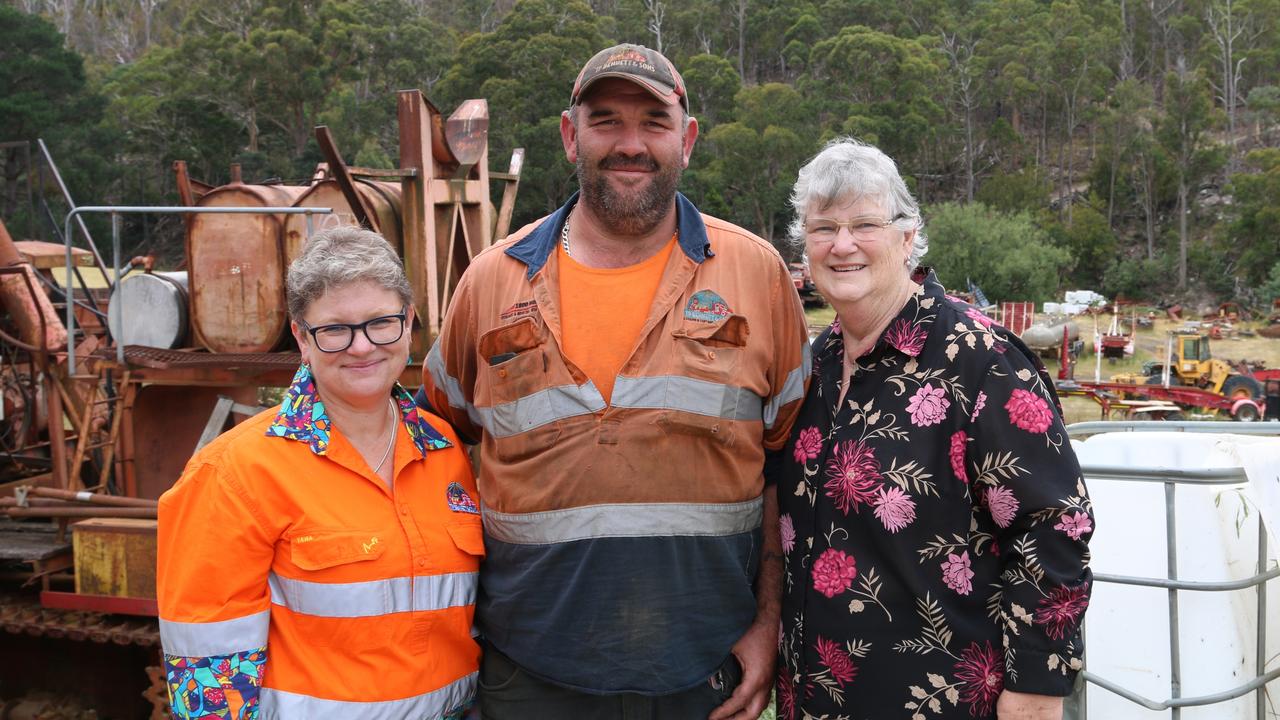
787, 138, 929, 270
286, 226, 412, 320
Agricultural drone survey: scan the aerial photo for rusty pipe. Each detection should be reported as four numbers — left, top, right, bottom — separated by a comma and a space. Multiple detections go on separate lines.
26, 486, 158, 508
4, 506, 156, 519
0, 497, 76, 508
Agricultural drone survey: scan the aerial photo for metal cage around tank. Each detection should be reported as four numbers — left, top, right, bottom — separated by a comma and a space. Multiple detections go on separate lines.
1067, 420, 1280, 720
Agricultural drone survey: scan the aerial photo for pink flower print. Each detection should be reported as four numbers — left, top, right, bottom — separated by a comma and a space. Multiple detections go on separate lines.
949, 431, 968, 483
793, 426, 823, 464
1005, 388, 1053, 433
811, 548, 857, 598
776, 665, 797, 718
884, 318, 927, 356
984, 485, 1020, 528
907, 383, 950, 427
971, 391, 987, 421
779, 514, 796, 554
831, 318, 843, 335
941, 551, 974, 595
965, 307, 994, 327
1055, 511, 1093, 540
954, 641, 1004, 716
824, 440, 882, 514
873, 486, 917, 533
1034, 582, 1091, 640
815, 636, 858, 686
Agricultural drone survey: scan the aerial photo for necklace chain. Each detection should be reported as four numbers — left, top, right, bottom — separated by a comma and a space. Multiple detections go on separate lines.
561, 206, 683, 261
372, 397, 397, 475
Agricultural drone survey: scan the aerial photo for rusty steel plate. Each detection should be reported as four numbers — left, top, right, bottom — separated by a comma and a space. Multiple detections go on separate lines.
0, 522, 70, 562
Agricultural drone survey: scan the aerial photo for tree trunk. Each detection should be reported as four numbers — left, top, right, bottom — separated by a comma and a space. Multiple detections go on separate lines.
736, 0, 748, 82
1177, 176, 1188, 287
965, 103, 974, 202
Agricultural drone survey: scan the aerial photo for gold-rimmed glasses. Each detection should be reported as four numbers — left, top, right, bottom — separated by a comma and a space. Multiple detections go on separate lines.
804, 215, 904, 243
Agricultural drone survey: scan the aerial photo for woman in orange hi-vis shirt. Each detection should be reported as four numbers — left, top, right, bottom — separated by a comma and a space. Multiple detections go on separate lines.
157, 226, 483, 719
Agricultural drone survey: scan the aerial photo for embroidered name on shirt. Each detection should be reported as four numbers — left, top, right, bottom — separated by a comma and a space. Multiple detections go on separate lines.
446, 482, 480, 514
500, 299, 538, 323
684, 290, 731, 323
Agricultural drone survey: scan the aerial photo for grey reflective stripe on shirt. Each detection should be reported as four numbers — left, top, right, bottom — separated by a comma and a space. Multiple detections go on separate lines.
268, 571, 477, 618
476, 382, 606, 438
160, 610, 270, 657
426, 344, 483, 428
483, 497, 763, 545
611, 375, 763, 420
763, 339, 813, 429
260, 671, 475, 720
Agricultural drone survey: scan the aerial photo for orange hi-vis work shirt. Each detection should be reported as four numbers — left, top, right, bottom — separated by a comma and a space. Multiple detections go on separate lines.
158, 366, 482, 720
558, 236, 676, 404
422, 192, 812, 694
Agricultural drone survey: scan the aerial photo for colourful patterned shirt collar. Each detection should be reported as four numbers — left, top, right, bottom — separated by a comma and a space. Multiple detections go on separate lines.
266, 363, 451, 457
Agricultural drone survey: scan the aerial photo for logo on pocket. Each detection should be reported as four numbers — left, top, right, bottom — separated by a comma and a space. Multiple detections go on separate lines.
684, 290, 731, 323
446, 482, 480, 514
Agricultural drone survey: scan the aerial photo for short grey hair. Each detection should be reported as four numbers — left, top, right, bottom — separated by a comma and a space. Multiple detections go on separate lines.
286, 226, 412, 320
787, 138, 929, 270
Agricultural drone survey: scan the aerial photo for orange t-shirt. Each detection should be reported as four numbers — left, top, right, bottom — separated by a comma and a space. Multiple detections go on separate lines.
559, 236, 677, 404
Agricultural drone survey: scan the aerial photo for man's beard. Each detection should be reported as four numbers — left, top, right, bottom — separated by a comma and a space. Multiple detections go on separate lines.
576, 148, 682, 237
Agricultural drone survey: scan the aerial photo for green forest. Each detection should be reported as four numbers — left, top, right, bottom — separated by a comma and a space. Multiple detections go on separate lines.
3, 0, 1280, 306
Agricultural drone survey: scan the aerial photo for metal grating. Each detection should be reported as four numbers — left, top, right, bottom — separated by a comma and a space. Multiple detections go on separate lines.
98, 346, 301, 371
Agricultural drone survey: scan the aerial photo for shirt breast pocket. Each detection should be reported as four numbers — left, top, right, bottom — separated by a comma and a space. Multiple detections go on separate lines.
672, 314, 749, 384
662, 314, 752, 446
477, 317, 562, 461
278, 529, 395, 648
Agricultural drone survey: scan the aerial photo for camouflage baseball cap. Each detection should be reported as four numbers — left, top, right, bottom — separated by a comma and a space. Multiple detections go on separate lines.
571, 43, 689, 111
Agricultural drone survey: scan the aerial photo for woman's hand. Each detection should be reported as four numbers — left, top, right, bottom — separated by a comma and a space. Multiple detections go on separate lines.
996, 690, 1063, 719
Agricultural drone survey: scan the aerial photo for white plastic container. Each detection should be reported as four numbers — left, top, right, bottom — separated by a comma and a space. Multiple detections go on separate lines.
1072, 431, 1280, 719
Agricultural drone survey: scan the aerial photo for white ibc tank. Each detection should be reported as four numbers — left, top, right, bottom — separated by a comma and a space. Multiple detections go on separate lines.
1072, 431, 1280, 719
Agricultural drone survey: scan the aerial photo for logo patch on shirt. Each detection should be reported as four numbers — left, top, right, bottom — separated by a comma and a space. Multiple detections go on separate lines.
684, 290, 732, 323
500, 299, 538, 323
446, 482, 480, 514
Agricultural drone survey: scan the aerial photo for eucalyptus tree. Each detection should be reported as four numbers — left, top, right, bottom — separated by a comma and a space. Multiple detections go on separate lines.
1157, 58, 1224, 287
803, 24, 945, 177
700, 82, 811, 250
437, 0, 608, 223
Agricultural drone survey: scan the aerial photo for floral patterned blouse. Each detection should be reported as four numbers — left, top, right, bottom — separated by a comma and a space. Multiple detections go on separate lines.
775, 270, 1094, 720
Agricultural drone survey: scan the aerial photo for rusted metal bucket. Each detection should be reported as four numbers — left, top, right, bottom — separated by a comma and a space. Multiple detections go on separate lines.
187, 183, 307, 353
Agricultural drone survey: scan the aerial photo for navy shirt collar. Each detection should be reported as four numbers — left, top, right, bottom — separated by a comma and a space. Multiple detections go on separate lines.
505, 191, 714, 279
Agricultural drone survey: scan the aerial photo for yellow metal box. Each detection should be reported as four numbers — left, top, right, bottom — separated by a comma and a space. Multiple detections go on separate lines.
72, 518, 157, 599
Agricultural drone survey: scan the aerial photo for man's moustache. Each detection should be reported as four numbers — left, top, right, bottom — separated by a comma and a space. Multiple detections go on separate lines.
598, 155, 659, 172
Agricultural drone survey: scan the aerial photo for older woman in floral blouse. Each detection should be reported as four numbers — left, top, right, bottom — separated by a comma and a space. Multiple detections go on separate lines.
774, 139, 1093, 720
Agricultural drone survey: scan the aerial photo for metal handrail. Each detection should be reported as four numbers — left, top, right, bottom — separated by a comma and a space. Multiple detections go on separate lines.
1067, 420, 1280, 719
62, 206, 332, 374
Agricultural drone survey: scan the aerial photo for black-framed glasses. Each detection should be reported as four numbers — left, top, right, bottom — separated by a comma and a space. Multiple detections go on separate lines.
301, 308, 407, 353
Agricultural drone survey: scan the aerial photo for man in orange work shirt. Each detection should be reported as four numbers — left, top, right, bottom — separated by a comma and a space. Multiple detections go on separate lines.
419, 45, 811, 719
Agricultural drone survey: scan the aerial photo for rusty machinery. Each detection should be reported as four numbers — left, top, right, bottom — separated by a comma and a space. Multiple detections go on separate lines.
0, 90, 522, 718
